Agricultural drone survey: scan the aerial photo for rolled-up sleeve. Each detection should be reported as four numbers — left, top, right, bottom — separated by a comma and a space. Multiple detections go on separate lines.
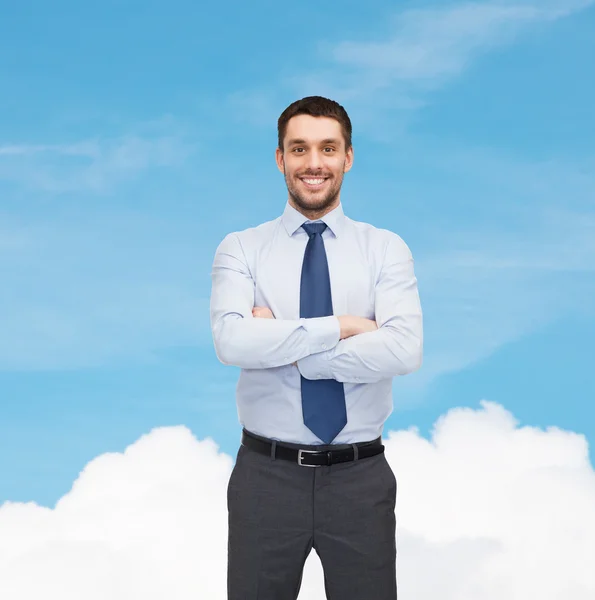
297, 233, 423, 383
210, 233, 340, 369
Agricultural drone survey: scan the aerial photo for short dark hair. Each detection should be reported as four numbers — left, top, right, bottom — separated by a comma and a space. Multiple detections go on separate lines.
277, 96, 352, 151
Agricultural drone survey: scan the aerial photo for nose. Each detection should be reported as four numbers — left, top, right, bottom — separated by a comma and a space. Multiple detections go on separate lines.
305, 149, 324, 170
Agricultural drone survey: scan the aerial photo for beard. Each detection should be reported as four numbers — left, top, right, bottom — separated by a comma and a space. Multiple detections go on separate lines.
284, 168, 344, 215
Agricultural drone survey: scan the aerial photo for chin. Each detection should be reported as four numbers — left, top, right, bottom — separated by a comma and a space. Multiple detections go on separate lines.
292, 195, 338, 213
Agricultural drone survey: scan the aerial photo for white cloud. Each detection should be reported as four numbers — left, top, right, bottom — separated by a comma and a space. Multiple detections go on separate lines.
0, 132, 193, 193
306, 0, 593, 99
229, 0, 594, 127
1, 401, 594, 599
0, 142, 100, 157
328, 1, 591, 82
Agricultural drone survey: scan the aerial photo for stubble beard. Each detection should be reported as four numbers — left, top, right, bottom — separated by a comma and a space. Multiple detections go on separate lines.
284, 168, 344, 217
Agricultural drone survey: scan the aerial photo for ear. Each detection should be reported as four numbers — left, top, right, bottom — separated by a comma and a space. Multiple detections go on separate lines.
343, 145, 354, 173
275, 147, 285, 174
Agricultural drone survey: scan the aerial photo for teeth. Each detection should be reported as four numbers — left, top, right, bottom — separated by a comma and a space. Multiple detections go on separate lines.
303, 178, 326, 184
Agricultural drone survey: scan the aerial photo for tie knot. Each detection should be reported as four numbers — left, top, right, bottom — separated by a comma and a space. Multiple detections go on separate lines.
302, 222, 327, 237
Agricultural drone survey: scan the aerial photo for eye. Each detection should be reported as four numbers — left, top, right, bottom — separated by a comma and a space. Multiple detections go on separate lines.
324, 147, 335, 152
292, 147, 304, 153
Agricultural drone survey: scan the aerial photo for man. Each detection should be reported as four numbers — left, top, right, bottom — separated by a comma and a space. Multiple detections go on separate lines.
210, 96, 423, 600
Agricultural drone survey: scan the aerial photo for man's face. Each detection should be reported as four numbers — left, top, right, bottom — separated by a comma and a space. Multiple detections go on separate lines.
275, 114, 353, 216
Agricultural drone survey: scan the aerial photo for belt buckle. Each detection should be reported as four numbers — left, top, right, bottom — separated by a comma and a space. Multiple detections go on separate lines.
297, 449, 321, 467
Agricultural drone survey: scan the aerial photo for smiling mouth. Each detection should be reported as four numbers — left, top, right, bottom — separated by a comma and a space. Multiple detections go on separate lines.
299, 176, 329, 189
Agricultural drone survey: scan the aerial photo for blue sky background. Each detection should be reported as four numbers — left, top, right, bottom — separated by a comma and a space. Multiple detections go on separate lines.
1, 0, 594, 507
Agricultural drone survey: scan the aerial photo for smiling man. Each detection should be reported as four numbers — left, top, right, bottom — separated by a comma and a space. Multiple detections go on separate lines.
210, 96, 423, 600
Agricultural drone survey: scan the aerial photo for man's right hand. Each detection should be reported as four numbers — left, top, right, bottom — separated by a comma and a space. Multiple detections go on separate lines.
337, 315, 378, 339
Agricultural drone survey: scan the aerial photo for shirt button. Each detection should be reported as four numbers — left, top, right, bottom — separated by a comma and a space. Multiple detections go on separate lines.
322, 344, 327, 350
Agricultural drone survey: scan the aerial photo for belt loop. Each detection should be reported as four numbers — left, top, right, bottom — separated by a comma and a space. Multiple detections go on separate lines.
351, 443, 359, 461
271, 440, 277, 460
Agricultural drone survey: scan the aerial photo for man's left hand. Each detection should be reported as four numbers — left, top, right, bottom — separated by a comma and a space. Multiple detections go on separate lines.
252, 306, 274, 319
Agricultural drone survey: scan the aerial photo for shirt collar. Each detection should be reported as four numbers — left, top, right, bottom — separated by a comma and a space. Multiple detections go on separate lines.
281, 201, 346, 238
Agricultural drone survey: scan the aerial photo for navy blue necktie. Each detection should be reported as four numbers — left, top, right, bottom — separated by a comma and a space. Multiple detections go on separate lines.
300, 222, 347, 444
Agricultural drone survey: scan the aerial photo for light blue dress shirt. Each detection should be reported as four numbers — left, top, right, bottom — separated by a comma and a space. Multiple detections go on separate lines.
210, 201, 423, 445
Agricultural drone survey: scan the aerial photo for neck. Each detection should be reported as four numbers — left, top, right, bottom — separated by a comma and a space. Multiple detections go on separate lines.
288, 198, 340, 222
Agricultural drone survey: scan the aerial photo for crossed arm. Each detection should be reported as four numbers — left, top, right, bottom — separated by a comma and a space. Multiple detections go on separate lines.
210, 232, 423, 382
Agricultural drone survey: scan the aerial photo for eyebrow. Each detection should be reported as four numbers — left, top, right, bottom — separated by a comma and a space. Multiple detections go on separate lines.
287, 138, 341, 146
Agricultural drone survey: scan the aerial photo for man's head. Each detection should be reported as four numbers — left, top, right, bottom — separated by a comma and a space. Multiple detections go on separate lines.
275, 96, 353, 218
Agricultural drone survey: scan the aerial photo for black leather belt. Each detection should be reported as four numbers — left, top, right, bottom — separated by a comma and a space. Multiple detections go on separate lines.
241, 429, 384, 467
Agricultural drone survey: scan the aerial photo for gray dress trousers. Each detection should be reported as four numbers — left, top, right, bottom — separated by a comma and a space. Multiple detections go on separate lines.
227, 435, 398, 599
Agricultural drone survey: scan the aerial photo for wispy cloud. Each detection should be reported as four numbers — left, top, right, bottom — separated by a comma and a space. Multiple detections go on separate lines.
230, 0, 594, 122
0, 129, 194, 193
1, 402, 593, 598
0, 213, 209, 371
326, 1, 591, 85
388, 144, 595, 395
0, 142, 99, 157
3, 2, 593, 377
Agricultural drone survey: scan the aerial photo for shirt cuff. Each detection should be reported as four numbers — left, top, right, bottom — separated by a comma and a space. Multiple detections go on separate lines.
302, 316, 340, 354
297, 349, 334, 380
